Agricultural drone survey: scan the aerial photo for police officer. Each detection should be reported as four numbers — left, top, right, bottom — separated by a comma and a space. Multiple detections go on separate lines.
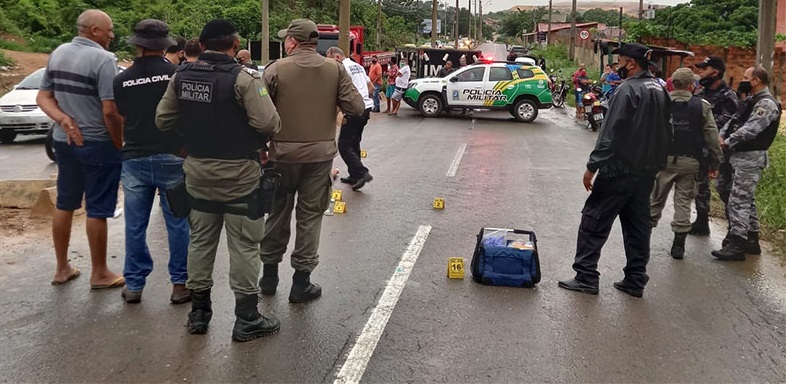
113, 19, 190, 304
155, 19, 282, 342
691, 56, 740, 236
649, 68, 721, 259
558, 43, 672, 298
712, 66, 781, 261
259, 19, 364, 303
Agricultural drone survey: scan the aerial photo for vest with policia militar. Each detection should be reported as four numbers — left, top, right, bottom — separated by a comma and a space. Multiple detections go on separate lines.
175, 52, 264, 160
726, 91, 782, 152
669, 96, 706, 160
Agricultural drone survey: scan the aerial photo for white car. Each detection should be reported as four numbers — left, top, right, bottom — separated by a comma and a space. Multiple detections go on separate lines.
0, 68, 52, 143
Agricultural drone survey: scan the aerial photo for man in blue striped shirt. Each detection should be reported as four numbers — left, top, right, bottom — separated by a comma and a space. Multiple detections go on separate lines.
37, 9, 125, 290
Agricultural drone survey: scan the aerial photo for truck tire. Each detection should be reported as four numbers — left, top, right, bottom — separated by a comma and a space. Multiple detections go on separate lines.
418, 94, 443, 118
45, 127, 56, 162
0, 130, 17, 144
512, 98, 538, 123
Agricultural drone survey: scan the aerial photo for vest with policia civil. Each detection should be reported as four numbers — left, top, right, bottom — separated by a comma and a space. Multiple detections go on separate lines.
670, 96, 706, 160
175, 52, 264, 160
726, 91, 782, 152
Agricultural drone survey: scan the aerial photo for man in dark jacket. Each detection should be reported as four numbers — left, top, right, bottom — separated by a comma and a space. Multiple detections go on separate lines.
558, 43, 672, 298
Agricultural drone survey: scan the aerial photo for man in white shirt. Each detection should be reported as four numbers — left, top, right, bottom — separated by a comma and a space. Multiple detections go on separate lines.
326, 47, 374, 190
389, 57, 411, 116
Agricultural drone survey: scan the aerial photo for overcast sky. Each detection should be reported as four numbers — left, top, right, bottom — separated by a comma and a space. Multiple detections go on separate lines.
484, 0, 691, 13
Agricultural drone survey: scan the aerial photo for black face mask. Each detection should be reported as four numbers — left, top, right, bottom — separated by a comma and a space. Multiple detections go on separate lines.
699, 72, 722, 88
617, 64, 630, 80
737, 81, 752, 95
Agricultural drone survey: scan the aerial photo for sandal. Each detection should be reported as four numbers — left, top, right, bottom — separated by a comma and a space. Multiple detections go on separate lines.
51, 267, 81, 285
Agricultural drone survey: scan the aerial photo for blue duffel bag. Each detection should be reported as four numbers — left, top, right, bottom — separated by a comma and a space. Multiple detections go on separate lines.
470, 228, 541, 288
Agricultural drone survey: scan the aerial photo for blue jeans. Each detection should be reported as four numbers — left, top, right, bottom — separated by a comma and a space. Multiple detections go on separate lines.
372, 84, 381, 111
121, 154, 189, 291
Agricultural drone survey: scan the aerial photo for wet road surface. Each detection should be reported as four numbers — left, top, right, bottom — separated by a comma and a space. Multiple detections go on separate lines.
1, 106, 785, 383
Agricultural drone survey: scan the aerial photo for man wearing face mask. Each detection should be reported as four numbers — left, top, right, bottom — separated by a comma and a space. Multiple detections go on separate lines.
156, 19, 282, 341
558, 43, 672, 298
259, 19, 364, 304
690, 56, 739, 236
712, 66, 781, 261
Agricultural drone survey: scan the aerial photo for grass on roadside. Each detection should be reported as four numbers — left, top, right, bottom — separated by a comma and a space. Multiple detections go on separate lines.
529, 44, 601, 109
0, 50, 13, 67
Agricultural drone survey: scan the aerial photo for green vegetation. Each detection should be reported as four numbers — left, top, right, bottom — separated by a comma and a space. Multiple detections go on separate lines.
529, 44, 600, 108
494, 7, 633, 40
0, 51, 13, 67
0, 0, 496, 55
758, 132, 786, 233
624, 0, 758, 47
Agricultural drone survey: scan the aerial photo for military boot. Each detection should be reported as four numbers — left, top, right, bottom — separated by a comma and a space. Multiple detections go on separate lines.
188, 289, 213, 334
689, 214, 710, 236
711, 235, 746, 261
289, 270, 322, 304
258, 264, 279, 296
745, 232, 762, 255
231, 294, 280, 342
670, 232, 688, 259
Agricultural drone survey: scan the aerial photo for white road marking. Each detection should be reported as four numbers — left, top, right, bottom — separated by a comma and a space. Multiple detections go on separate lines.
334, 225, 433, 384
446, 143, 467, 177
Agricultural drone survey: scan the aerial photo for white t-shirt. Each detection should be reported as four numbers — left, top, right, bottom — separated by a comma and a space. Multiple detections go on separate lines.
342, 58, 374, 109
395, 64, 411, 88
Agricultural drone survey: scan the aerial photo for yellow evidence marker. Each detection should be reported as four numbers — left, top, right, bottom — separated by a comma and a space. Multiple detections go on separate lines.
360, 150, 368, 158
433, 197, 445, 209
331, 189, 343, 201
333, 201, 346, 214
447, 257, 465, 279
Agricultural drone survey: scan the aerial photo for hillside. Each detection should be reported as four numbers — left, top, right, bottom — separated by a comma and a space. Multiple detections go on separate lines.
509, 1, 665, 16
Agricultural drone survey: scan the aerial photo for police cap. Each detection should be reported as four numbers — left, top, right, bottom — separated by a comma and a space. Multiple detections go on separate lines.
277, 19, 319, 44
612, 43, 657, 69
695, 56, 726, 73
671, 68, 697, 89
199, 19, 237, 43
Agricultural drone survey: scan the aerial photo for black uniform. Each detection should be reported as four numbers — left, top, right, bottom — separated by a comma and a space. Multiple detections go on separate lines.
694, 82, 739, 219
573, 70, 672, 290
114, 56, 180, 160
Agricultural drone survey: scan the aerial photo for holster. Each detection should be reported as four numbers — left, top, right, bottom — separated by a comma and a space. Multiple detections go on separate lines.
165, 182, 191, 218
258, 167, 282, 216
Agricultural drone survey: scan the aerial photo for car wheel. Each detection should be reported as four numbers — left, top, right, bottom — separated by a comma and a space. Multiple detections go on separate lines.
0, 130, 17, 144
418, 94, 443, 118
512, 98, 538, 123
45, 127, 56, 162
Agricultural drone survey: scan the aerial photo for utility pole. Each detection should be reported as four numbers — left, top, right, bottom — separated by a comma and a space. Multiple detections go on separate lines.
468, 0, 472, 43
478, 0, 483, 43
757, 0, 777, 92
431, 0, 438, 47
618, 7, 623, 46
377, 0, 382, 51
639, 0, 644, 20
455, 0, 459, 47
547, 0, 552, 45
338, 0, 350, 55
261, 0, 269, 64
569, 0, 576, 60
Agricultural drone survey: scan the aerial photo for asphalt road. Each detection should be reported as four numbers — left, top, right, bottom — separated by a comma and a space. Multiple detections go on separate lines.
1, 105, 786, 383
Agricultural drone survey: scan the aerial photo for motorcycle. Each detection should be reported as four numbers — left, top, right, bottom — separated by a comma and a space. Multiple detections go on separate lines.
550, 70, 568, 109
580, 83, 606, 132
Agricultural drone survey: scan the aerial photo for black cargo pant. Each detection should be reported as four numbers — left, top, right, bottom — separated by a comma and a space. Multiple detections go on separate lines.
572, 172, 655, 290
338, 108, 371, 180
694, 156, 734, 219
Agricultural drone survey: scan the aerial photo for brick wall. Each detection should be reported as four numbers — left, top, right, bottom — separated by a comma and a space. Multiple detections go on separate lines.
643, 37, 786, 103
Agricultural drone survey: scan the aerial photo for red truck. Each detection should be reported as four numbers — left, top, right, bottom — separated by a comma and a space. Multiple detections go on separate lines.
315, 24, 396, 70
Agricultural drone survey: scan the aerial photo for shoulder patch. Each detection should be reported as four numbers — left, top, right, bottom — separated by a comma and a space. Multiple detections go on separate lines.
258, 87, 269, 97
241, 66, 260, 78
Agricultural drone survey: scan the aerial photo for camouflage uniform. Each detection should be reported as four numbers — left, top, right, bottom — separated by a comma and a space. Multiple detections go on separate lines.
694, 83, 739, 221
722, 89, 780, 239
